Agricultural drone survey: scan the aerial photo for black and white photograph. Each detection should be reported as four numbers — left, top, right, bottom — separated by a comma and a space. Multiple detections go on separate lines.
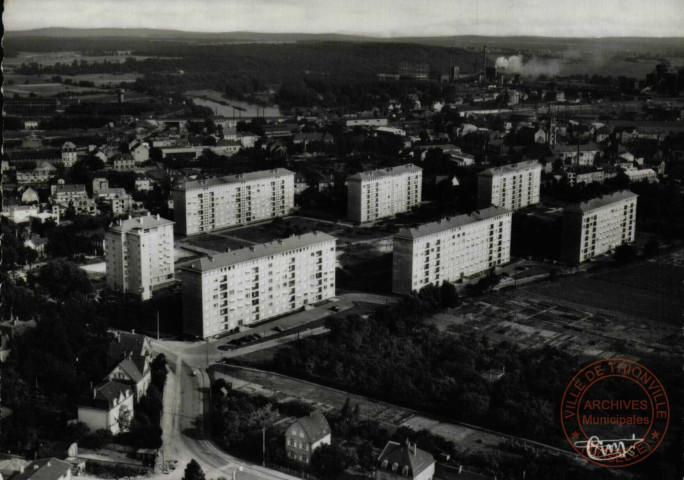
1, 1, 683, 479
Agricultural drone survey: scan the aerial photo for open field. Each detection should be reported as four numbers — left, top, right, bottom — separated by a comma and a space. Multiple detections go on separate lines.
525, 261, 684, 325
227, 216, 341, 244
182, 233, 254, 252
3, 51, 162, 67
4, 73, 108, 97
60, 73, 144, 86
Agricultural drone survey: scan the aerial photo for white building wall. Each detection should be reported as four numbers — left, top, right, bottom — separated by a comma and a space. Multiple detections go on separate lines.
393, 212, 512, 294
478, 163, 541, 210
183, 238, 336, 338
174, 172, 295, 236
347, 170, 422, 222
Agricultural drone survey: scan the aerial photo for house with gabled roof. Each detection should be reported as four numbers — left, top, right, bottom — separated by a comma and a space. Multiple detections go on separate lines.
10, 458, 72, 480
77, 381, 134, 434
106, 332, 151, 368
285, 410, 331, 464
375, 440, 435, 480
105, 355, 151, 401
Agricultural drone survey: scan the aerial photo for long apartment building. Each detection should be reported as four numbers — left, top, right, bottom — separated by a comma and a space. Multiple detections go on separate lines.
106, 213, 175, 301
182, 232, 336, 338
477, 160, 542, 211
347, 164, 422, 222
392, 206, 512, 295
173, 168, 295, 236
561, 190, 637, 264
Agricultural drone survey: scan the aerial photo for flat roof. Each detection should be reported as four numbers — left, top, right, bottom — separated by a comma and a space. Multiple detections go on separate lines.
479, 160, 541, 176
174, 168, 294, 192
348, 164, 421, 181
565, 190, 638, 214
395, 206, 510, 240
183, 231, 336, 273
109, 213, 174, 233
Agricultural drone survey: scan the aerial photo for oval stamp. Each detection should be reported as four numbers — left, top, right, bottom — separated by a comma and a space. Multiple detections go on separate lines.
560, 358, 669, 467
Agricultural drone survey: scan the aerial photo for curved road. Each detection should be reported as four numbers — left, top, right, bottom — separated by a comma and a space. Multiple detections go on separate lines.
152, 341, 298, 480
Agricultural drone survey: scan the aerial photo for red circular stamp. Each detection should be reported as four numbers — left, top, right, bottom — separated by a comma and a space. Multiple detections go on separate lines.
560, 358, 669, 467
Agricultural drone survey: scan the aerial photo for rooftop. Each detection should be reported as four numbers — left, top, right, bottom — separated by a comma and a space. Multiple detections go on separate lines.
174, 168, 294, 191
12, 458, 72, 480
348, 164, 422, 181
565, 190, 638, 214
479, 160, 541, 176
395, 206, 510, 240
377, 441, 434, 477
183, 232, 336, 273
291, 410, 331, 442
108, 213, 174, 234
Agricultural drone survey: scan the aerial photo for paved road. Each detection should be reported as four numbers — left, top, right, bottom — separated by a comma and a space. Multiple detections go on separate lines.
151, 341, 298, 480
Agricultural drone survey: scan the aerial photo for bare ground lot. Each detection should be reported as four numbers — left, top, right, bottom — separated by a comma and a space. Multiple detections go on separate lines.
524, 261, 684, 325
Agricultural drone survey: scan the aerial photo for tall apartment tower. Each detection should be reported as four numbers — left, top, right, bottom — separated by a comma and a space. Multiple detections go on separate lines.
477, 160, 542, 211
561, 191, 637, 264
392, 206, 512, 295
173, 168, 295, 236
347, 164, 422, 223
182, 232, 336, 338
106, 213, 175, 300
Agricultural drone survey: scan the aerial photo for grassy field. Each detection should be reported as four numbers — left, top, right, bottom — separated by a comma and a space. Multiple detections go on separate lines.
523, 261, 684, 325
3, 51, 159, 67
229, 217, 341, 244
183, 233, 254, 252
4, 73, 108, 97
60, 73, 143, 87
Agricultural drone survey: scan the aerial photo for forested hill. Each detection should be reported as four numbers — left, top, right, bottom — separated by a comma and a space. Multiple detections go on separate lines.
5, 38, 486, 80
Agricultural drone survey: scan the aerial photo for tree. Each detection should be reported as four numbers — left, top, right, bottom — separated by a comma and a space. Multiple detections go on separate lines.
118, 405, 132, 432
310, 443, 350, 479
183, 459, 206, 480
66, 421, 90, 442
614, 244, 637, 265
34, 260, 93, 301
439, 282, 460, 308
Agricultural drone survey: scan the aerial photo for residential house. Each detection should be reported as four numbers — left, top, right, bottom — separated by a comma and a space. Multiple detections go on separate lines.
23, 233, 48, 257
106, 332, 151, 368
105, 355, 151, 401
92, 177, 110, 195
113, 155, 136, 171
135, 176, 153, 192
375, 441, 435, 480
51, 184, 88, 205
553, 143, 600, 166
77, 381, 135, 435
16, 162, 58, 186
11, 458, 72, 480
130, 143, 150, 163
285, 410, 332, 464
20, 187, 40, 204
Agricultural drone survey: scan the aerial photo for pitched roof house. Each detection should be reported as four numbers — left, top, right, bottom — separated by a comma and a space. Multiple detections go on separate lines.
105, 355, 151, 401
11, 458, 72, 480
77, 381, 134, 435
285, 410, 331, 464
375, 441, 435, 480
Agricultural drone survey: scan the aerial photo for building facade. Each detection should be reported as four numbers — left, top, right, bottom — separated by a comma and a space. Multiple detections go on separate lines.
375, 441, 435, 480
106, 213, 175, 300
182, 232, 336, 338
561, 191, 637, 264
477, 160, 541, 211
172, 169, 295, 236
77, 381, 135, 435
347, 164, 422, 223
285, 410, 332, 464
392, 207, 512, 295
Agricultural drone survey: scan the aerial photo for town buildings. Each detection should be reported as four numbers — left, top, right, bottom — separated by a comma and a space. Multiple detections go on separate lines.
375, 441, 435, 480
560, 190, 638, 264
77, 381, 135, 435
392, 207, 512, 295
285, 410, 332, 464
105, 213, 175, 301
11, 458, 73, 480
347, 164, 422, 223
172, 169, 295, 236
477, 160, 541, 211
181, 232, 336, 338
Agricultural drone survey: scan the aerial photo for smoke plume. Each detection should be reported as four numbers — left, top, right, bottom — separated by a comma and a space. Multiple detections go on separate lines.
495, 54, 562, 78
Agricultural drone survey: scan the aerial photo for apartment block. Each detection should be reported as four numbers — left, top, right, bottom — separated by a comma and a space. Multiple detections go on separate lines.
106, 213, 175, 301
477, 160, 541, 210
561, 191, 637, 264
172, 168, 295, 236
182, 232, 336, 338
347, 164, 422, 223
392, 206, 512, 295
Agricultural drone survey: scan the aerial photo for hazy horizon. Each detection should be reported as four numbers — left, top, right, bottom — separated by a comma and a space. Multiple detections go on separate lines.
5, 0, 684, 38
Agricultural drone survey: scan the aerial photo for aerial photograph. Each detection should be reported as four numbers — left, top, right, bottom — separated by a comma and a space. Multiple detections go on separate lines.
1, 0, 683, 479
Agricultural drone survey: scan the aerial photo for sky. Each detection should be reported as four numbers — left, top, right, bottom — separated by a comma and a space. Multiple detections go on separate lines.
4, 0, 684, 37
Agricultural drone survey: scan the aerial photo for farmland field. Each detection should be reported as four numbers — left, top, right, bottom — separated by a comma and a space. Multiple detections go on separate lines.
523, 260, 684, 325
3, 51, 161, 67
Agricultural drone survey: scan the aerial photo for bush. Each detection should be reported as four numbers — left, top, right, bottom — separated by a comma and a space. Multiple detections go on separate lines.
81, 429, 113, 449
